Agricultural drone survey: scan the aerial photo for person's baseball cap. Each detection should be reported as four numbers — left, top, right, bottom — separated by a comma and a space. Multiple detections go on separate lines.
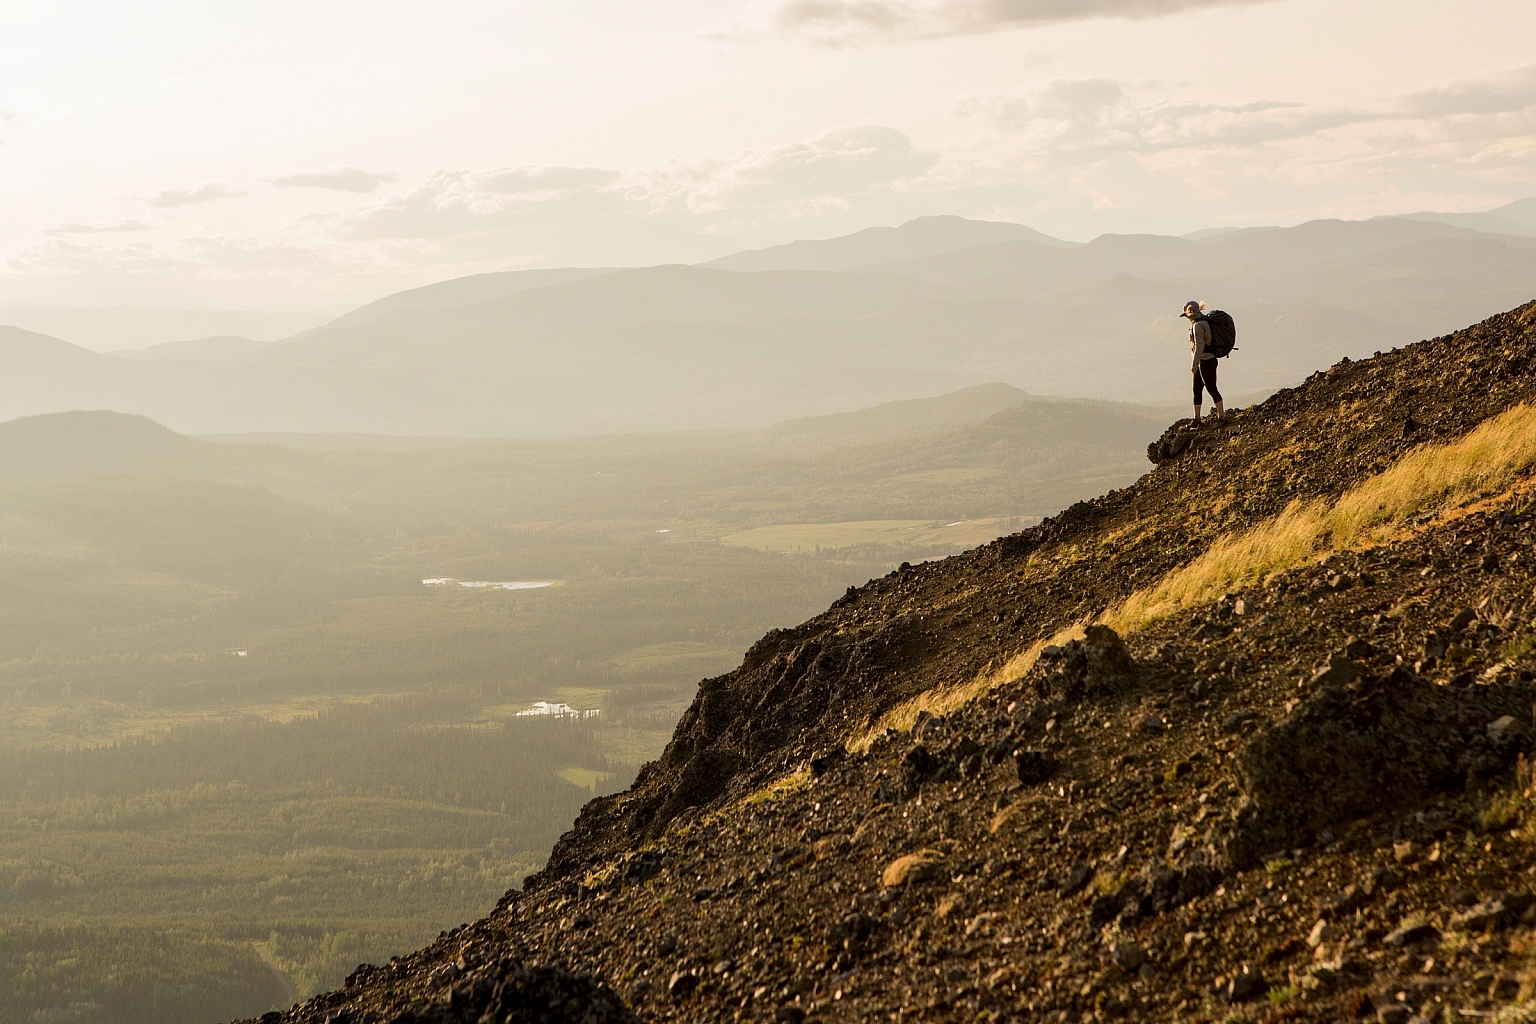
1180, 301, 1202, 317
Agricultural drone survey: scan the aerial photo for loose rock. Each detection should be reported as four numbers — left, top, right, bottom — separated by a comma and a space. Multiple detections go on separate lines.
1225, 964, 1268, 1003
881, 850, 944, 887
1383, 922, 1439, 947
1014, 749, 1056, 785
1307, 918, 1333, 948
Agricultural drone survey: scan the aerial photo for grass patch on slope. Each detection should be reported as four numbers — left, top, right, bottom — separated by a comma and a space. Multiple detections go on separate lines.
848, 626, 1086, 753
850, 402, 1536, 750
1104, 402, 1536, 632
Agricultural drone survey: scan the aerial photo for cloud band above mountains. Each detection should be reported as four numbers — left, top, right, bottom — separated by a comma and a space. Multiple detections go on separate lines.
9, 62, 1534, 308
952, 61, 1536, 160
775, 0, 1282, 44
1403, 62, 1536, 118
320, 126, 934, 243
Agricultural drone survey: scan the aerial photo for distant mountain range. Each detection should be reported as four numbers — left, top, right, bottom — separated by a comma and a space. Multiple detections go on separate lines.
0, 385, 1168, 530
0, 306, 328, 353
700, 215, 1075, 272
0, 384, 1046, 487
1, 207, 1533, 436
1384, 196, 1536, 237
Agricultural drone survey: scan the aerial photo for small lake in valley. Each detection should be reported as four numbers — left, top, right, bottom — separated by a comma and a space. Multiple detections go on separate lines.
422, 578, 558, 590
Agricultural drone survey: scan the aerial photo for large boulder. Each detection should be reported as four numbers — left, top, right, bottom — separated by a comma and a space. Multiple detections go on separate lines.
1218, 666, 1533, 866
1033, 625, 1139, 702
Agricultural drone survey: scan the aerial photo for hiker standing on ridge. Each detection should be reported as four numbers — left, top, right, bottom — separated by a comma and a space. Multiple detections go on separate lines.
1183, 300, 1225, 427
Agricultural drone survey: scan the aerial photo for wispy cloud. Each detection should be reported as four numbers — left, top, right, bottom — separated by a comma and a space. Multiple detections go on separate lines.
949, 62, 1536, 165
1, 126, 937, 304
773, 0, 1282, 45
318, 126, 934, 242
128, 180, 248, 209
464, 166, 623, 195
952, 77, 1373, 153
934, 62, 1536, 224
41, 220, 154, 235
1401, 61, 1536, 118
266, 166, 400, 193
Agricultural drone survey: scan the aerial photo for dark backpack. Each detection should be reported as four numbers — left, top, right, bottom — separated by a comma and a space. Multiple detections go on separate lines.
1199, 310, 1237, 358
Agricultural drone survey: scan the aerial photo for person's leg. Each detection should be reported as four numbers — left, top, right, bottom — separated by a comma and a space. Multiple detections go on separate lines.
1201, 360, 1224, 422
1192, 367, 1204, 423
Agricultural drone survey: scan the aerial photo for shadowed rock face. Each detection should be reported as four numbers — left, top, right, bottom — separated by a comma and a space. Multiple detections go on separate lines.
1224, 665, 1535, 867
1032, 625, 1139, 703
251, 958, 637, 1024
252, 301, 1536, 1024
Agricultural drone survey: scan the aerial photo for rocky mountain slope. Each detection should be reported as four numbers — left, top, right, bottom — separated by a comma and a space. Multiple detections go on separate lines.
249, 300, 1536, 1024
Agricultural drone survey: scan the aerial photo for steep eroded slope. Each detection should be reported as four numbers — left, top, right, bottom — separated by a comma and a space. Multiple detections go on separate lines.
252, 301, 1536, 1024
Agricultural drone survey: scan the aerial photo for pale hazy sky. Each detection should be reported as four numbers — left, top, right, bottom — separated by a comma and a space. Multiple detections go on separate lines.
2, 0, 1534, 310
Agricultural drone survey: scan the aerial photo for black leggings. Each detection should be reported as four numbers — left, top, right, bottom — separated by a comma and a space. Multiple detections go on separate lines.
1194, 358, 1222, 404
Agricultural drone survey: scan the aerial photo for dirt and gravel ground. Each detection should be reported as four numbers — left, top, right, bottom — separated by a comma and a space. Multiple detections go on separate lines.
244, 300, 1536, 1024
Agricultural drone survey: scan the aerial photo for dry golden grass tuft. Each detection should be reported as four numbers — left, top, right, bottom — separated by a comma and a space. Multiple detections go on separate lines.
846, 624, 1086, 753
842, 402, 1536, 751
1104, 402, 1536, 634
741, 764, 813, 805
